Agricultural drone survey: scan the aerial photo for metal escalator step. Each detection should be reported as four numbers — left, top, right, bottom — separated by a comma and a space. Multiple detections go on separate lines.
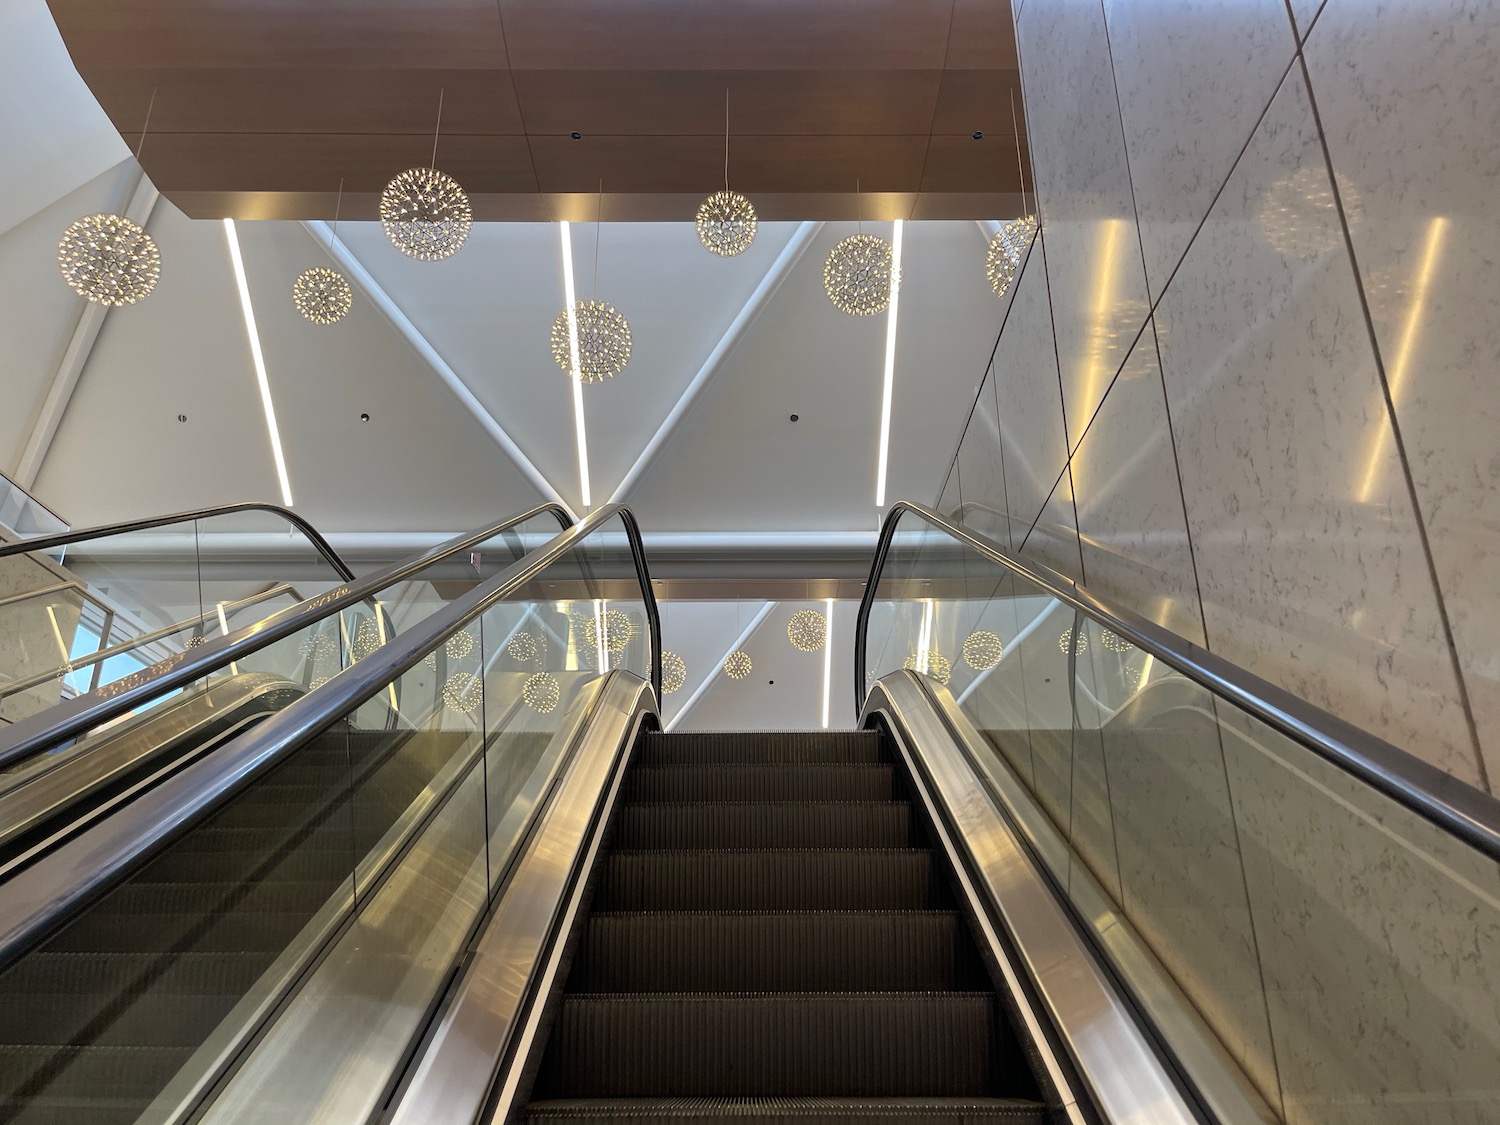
95, 879, 339, 918
525, 1097, 1048, 1124
45, 910, 314, 955
0, 990, 243, 1048
163, 824, 350, 856
638, 733, 885, 766
623, 766, 895, 803
570, 913, 975, 992
131, 844, 349, 886
0, 951, 276, 997
533, 993, 995, 1098
614, 803, 913, 849
0, 1043, 194, 1105
593, 852, 939, 911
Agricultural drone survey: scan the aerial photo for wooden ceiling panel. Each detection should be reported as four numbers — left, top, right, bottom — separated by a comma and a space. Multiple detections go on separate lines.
512, 70, 944, 137
497, 0, 957, 70
929, 68, 1026, 136
945, 0, 1021, 69
919, 134, 1026, 194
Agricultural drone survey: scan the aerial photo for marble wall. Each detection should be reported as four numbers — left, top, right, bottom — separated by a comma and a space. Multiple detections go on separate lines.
939, 0, 1499, 793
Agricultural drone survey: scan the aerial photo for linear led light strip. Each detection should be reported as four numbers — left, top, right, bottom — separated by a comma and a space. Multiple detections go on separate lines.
821, 597, 834, 729
224, 219, 294, 507
559, 222, 592, 508
874, 219, 905, 509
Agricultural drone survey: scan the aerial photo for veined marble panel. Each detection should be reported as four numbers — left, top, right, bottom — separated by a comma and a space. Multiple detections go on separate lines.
1288, 0, 1326, 41
1102, 0, 1298, 301
992, 241, 1070, 538
1219, 703, 1500, 1125
1070, 319, 1206, 646
1019, 464, 1083, 584
954, 365, 1015, 550
1152, 67, 1476, 781
1304, 0, 1500, 788
1018, 0, 1154, 442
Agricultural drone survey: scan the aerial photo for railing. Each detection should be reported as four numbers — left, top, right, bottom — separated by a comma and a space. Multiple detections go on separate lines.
856, 500, 1500, 1125
0, 505, 658, 1123
0, 503, 573, 769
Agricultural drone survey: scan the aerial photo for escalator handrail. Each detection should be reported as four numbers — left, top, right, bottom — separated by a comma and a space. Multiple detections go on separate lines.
0, 501, 357, 581
0, 503, 657, 966
856, 500, 1500, 861
0, 502, 574, 770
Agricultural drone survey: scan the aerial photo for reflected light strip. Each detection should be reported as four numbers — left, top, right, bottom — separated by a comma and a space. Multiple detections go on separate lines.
918, 597, 934, 673
559, 222, 592, 509
594, 598, 608, 673
215, 601, 240, 676
45, 605, 70, 664
223, 219, 294, 507
1078, 219, 1124, 485
874, 219, 904, 509
821, 597, 834, 728
1357, 216, 1448, 502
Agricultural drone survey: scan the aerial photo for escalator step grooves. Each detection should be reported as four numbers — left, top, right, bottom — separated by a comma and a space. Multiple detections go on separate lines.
637, 733, 885, 766
534, 993, 996, 1098
614, 803, 912, 849
593, 851, 939, 911
570, 913, 970, 992
525, 1098, 1048, 1124
623, 766, 895, 803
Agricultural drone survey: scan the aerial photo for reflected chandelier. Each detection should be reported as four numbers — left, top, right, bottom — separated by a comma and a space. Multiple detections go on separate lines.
584, 609, 637, 655
661, 651, 687, 694
523, 671, 561, 713
1058, 627, 1089, 655
905, 650, 953, 686
962, 630, 1004, 671
443, 671, 483, 714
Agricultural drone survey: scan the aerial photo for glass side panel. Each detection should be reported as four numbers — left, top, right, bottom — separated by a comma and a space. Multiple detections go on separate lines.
863, 506, 1500, 1125
0, 511, 648, 1125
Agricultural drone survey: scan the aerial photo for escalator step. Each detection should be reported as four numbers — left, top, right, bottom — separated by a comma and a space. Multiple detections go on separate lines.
593, 851, 940, 911
46, 911, 315, 955
0, 1043, 195, 1103
533, 993, 995, 1098
570, 913, 977, 992
638, 733, 885, 766
525, 1098, 1048, 1124
0, 990, 243, 1048
94, 879, 340, 918
0, 951, 275, 997
131, 844, 349, 885
623, 766, 894, 803
165, 824, 350, 857
614, 803, 912, 849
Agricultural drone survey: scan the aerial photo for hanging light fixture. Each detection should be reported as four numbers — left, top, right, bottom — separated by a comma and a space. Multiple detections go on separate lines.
298, 632, 338, 661
424, 627, 476, 669
724, 650, 753, 680
382, 90, 472, 261
351, 617, 384, 662
523, 671, 561, 713
986, 91, 1037, 300
962, 630, 1004, 670
1100, 628, 1133, 653
825, 233, 898, 316
787, 609, 828, 652
295, 177, 353, 325
904, 650, 953, 686
508, 631, 539, 663
551, 182, 632, 381
1058, 627, 1089, 655
583, 609, 637, 655
58, 90, 162, 306
661, 650, 687, 694
697, 90, 757, 256
444, 671, 484, 714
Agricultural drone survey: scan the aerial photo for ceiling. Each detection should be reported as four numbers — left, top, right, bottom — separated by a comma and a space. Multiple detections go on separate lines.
44, 0, 1029, 221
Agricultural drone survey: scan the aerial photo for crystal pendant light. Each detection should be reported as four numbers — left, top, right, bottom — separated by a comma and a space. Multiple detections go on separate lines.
787, 609, 828, 652
697, 91, 757, 256
381, 91, 472, 261
295, 178, 353, 324
552, 184, 632, 382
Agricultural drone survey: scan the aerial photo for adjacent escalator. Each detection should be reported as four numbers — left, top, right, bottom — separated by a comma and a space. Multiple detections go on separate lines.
522, 728, 1050, 1124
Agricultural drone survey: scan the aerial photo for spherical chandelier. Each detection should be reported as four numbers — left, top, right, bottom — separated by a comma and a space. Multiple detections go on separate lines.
697, 190, 757, 257
523, 671, 561, 714
292, 266, 352, 325
661, 651, 687, 694
787, 609, 828, 652
507, 631, 539, 663
962, 630, 1005, 671
905, 650, 952, 686
1058, 627, 1089, 655
724, 650, 753, 680
824, 233, 898, 316
351, 618, 384, 662
583, 609, 637, 655
1100, 628, 1133, 653
551, 301, 632, 383
443, 671, 483, 714
425, 627, 476, 669
380, 167, 472, 261
984, 213, 1037, 299
57, 214, 161, 307
298, 632, 338, 661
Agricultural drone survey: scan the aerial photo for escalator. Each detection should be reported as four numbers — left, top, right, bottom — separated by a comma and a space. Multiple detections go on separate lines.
0, 500, 1495, 1125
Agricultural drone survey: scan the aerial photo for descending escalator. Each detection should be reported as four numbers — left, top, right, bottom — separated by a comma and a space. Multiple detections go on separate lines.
0, 724, 467, 1124
521, 729, 1050, 1124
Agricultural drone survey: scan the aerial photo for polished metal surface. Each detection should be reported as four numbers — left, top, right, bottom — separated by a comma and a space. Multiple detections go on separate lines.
0, 672, 300, 856
0, 502, 572, 770
855, 501, 1500, 860
863, 672, 1206, 1125
0, 504, 654, 970
389, 673, 654, 1125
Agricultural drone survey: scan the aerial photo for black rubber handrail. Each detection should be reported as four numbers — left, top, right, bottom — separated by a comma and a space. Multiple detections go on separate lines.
0, 503, 573, 770
0, 503, 658, 965
0, 501, 356, 582
856, 500, 1500, 862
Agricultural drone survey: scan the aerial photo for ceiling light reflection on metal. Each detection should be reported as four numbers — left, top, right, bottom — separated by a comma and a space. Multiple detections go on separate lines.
697, 190, 758, 257
57, 213, 161, 306
661, 650, 687, 694
550, 300, 633, 383
824, 233, 899, 316
787, 609, 828, 652
292, 266, 352, 325
380, 167, 472, 261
